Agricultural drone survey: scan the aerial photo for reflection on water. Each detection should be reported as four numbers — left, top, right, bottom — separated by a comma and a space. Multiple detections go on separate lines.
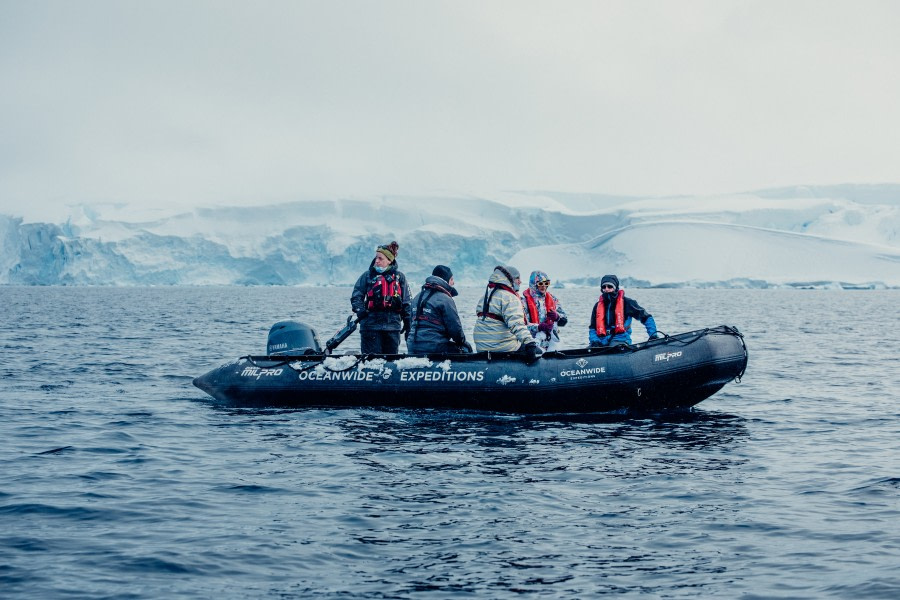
323, 408, 751, 489
332, 407, 748, 450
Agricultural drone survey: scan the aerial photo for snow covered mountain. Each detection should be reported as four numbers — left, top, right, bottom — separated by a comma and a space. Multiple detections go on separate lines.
2, 184, 899, 288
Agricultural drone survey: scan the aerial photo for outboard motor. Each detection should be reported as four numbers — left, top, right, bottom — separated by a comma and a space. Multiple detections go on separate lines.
266, 321, 322, 355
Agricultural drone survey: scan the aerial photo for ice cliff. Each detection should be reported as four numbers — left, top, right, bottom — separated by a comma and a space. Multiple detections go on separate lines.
1, 184, 899, 288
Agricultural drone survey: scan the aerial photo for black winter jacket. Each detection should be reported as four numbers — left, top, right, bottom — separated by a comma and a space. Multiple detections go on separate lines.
350, 261, 412, 332
406, 276, 466, 354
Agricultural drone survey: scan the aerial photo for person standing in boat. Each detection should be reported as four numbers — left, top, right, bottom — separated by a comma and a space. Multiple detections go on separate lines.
521, 270, 568, 352
473, 265, 542, 361
351, 241, 411, 354
406, 265, 471, 354
588, 274, 659, 347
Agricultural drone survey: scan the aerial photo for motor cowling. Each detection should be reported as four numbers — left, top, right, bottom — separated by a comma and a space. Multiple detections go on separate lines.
266, 321, 322, 355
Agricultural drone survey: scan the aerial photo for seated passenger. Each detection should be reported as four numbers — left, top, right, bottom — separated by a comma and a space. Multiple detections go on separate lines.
521, 270, 567, 352
473, 265, 541, 362
588, 274, 659, 347
407, 265, 471, 354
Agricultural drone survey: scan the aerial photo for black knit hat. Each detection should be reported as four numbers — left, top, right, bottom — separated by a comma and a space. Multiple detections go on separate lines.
600, 274, 619, 291
432, 265, 453, 282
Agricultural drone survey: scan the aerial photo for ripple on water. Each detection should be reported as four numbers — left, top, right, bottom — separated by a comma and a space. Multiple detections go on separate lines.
0, 287, 898, 598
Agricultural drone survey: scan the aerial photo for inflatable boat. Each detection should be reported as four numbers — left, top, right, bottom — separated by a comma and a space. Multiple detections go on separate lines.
193, 322, 748, 413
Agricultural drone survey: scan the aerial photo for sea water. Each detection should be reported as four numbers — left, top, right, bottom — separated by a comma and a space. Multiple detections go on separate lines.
1, 286, 898, 599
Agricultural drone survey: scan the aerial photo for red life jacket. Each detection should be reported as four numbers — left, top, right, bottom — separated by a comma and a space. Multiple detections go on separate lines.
366, 272, 402, 311
523, 288, 557, 324
595, 290, 626, 336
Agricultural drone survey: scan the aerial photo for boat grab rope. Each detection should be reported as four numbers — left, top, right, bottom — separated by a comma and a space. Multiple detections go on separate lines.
289, 360, 323, 374
241, 354, 365, 374
239, 355, 294, 368
657, 329, 710, 347
579, 325, 743, 354
671, 326, 747, 381
240, 354, 332, 374
237, 326, 745, 373
319, 356, 361, 372
285, 356, 361, 373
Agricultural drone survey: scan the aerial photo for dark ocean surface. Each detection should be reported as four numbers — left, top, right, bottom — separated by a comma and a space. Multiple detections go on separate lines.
1, 286, 898, 598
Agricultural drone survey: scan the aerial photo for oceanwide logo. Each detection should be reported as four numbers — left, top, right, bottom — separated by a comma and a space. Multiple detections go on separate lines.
560, 358, 605, 379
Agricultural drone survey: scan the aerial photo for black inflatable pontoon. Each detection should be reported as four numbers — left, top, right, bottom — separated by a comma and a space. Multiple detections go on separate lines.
193, 324, 748, 413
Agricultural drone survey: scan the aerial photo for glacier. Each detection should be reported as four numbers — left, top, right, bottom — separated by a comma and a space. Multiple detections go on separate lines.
1, 184, 899, 288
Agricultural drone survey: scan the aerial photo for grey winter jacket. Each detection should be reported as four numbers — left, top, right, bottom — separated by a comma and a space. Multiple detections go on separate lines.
407, 275, 466, 354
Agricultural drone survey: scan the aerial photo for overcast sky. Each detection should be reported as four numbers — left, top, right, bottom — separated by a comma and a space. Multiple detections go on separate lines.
1, 0, 899, 219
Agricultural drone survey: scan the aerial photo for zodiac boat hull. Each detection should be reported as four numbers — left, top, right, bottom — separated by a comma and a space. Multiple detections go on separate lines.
193, 326, 748, 413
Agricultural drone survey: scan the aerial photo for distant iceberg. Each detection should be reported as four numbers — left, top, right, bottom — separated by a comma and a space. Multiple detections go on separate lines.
1, 184, 898, 288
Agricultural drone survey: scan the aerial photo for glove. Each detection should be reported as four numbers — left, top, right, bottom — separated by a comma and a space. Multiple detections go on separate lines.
557, 316, 568, 327
401, 318, 410, 339
356, 309, 369, 321
546, 310, 559, 322
538, 321, 554, 334
460, 341, 473, 353
521, 341, 543, 363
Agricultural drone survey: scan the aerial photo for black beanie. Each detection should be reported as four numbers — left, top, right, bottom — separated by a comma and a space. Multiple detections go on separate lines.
432, 265, 453, 282
600, 274, 619, 291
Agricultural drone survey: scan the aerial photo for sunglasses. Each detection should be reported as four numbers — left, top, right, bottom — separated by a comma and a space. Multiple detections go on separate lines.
536, 281, 550, 287
601, 284, 616, 290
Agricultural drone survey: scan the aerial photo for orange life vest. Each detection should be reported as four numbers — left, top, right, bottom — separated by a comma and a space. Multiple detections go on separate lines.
523, 288, 557, 324
595, 290, 626, 336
